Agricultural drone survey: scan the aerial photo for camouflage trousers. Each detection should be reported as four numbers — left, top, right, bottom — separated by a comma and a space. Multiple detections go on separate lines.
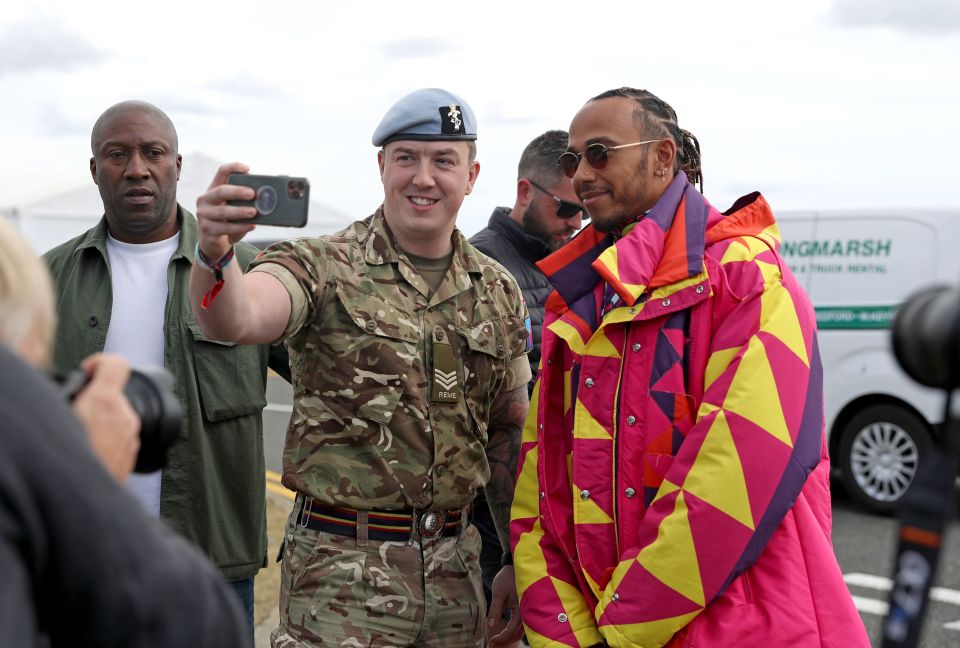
271, 502, 486, 648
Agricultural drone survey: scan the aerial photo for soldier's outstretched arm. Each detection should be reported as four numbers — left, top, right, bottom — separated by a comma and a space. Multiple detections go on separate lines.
189, 162, 291, 344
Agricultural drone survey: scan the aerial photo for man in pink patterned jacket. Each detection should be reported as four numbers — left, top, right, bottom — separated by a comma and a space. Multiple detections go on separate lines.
509, 87, 869, 647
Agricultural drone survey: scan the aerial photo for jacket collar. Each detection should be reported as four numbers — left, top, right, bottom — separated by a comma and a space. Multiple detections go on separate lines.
487, 207, 552, 261
74, 204, 194, 261
539, 173, 709, 312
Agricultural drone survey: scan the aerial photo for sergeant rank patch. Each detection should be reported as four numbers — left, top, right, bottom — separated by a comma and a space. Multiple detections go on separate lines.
431, 328, 460, 403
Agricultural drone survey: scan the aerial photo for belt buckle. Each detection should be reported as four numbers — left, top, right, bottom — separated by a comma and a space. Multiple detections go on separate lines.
418, 510, 447, 538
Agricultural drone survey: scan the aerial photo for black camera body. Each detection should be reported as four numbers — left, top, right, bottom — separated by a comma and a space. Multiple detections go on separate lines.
56, 366, 181, 473
883, 284, 960, 647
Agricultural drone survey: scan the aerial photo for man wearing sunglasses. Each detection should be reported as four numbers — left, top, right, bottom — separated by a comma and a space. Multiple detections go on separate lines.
468, 130, 582, 642
511, 88, 869, 647
471, 129, 583, 395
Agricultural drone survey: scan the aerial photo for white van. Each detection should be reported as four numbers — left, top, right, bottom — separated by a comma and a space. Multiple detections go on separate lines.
776, 209, 960, 513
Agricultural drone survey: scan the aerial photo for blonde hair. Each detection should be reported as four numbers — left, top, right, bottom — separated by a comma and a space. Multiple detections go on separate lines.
0, 217, 55, 365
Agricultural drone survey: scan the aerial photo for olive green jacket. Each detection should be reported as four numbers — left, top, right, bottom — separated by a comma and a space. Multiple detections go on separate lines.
43, 206, 283, 580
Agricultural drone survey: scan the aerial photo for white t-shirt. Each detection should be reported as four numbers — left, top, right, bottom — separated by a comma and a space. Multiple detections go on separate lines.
104, 231, 179, 516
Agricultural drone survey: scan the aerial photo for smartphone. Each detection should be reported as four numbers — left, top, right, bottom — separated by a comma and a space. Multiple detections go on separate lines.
227, 174, 310, 227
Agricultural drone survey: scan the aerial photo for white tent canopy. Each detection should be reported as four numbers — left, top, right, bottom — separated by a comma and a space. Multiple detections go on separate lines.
1, 152, 352, 254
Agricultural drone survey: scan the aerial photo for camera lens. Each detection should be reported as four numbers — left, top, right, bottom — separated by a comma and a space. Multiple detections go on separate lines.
287, 180, 305, 199
54, 366, 182, 474
125, 367, 182, 473
892, 285, 960, 390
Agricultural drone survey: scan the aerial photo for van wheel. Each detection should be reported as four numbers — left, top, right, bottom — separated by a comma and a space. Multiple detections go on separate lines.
837, 404, 930, 514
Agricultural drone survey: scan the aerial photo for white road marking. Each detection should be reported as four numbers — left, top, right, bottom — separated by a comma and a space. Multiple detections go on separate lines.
845, 572, 960, 632
850, 594, 889, 616
845, 573, 960, 606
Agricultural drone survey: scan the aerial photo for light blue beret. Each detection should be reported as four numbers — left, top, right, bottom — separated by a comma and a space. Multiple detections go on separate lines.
372, 88, 477, 147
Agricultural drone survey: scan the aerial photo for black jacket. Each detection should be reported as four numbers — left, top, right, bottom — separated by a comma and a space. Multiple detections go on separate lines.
470, 207, 552, 393
0, 345, 250, 648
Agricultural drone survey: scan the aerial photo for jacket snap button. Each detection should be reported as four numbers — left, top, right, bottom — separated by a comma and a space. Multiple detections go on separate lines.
612, 592, 620, 602
584, 378, 595, 388
696, 285, 705, 294
366, 320, 377, 331
557, 613, 568, 623
632, 343, 641, 352
625, 487, 636, 498
579, 489, 590, 500
497, 344, 505, 355
540, 491, 546, 500
661, 298, 671, 307
626, 415, 636, 425
88, 315, 99, 327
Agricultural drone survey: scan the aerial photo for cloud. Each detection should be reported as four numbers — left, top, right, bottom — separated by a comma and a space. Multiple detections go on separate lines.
37, 102, 91, 137
137, 78, 292, 119
829, 0, 960, 34
206, 75, 292, 102
379, 38, 457, 59
0, 18, 105, 77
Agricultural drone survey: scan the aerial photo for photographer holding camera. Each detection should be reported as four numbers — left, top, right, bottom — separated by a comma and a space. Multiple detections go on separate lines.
0, 217, 251, 647
42, 100, 290, 638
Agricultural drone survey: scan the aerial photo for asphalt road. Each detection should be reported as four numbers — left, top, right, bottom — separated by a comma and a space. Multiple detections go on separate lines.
262, 375, 960, 646
263, 375, 293, 478
831, 483, 960, 647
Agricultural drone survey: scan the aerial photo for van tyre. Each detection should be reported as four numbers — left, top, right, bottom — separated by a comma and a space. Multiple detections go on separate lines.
838, 404, 931, 514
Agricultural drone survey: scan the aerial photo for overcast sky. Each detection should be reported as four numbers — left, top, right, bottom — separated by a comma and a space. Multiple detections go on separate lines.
1, 0, 957, 236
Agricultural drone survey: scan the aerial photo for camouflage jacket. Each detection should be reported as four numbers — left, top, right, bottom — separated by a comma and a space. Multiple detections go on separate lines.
250, 208, 531, 511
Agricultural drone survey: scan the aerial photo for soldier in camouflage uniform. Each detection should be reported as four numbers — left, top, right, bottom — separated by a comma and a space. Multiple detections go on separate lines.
189, 89, 530, 647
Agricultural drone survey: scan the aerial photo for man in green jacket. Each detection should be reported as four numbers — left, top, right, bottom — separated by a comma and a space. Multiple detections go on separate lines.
43, 100, 287, 640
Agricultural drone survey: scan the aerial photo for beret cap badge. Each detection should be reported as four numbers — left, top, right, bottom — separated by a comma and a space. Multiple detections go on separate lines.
442, 104, 462, 135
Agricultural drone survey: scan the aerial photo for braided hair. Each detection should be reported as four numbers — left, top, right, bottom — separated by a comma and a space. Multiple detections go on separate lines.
590, 87, 703, 192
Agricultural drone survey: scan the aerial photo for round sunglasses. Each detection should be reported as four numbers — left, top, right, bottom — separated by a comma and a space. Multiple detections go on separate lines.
526, 179, 584, 219
557, 139, 661, 178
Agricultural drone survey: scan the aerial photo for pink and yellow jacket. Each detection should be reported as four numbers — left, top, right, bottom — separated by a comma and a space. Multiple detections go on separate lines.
511, 176, 868, 647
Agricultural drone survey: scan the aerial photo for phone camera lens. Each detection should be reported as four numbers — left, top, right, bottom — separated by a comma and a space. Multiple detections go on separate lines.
287, 180, 305, 199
